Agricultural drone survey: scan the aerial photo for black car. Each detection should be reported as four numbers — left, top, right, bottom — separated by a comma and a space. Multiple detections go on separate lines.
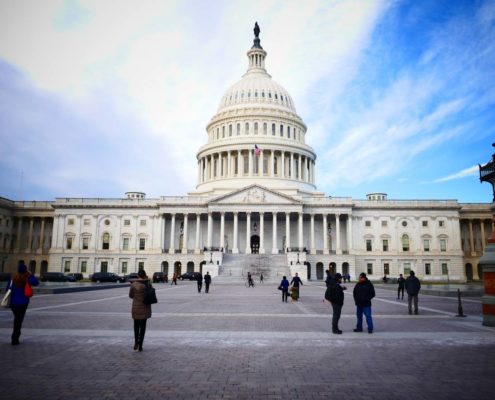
40, 272, 76, 282
124, 273, 139, 282
90, 272, 125, 283
153, 272, 168, 283
179, 272, 202, 281
66, 273, 84, 281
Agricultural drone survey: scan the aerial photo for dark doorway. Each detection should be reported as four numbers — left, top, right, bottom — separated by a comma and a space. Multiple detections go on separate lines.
342, 262, 349, 278
200, 261, 206, 274
251, 235, 260, 254
161, 261, 169, 276
465, 263, 473, 281
316, 262, 324, 280
187, 261, 194, 273
329, 262, 336, 275
306, 262, 311, 280
174, 262, 182, 276
29, 260, 36, 274
477, 264, 483, 280
40, 260, 48, 274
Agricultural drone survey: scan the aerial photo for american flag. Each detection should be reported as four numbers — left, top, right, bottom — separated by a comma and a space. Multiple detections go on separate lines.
254, 144, 261, 156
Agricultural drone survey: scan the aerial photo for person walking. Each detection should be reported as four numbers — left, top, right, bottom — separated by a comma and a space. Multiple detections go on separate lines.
279, 275, 290, 302
260, 273, 264, 284
397, 273, 405, 300
129, 269, 152, 351
7, 263, 39, 345
327, 273, 346, 334
247, 272, 254, 287
353, 272, 375, 334
172, 272, 177, 285
405, 270, 421, 315
290, 273, 303, 301
196, 273, 203, 293
204, 271, 211, 293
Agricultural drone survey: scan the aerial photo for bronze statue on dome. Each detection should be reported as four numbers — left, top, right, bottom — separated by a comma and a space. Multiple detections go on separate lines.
254, 22, 260, 38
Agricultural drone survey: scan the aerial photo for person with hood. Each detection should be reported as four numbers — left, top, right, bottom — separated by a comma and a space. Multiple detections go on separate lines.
7, 262, 39, 345
327, 273, 346, 334
405, 270, 421, 315
129, 269, 152, 351
353, 272, 375, 334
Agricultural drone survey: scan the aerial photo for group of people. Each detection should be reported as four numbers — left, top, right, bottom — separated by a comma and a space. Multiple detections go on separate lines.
325, 270, 421, 334
196, 272, 212, 293
278, 273, 303, 302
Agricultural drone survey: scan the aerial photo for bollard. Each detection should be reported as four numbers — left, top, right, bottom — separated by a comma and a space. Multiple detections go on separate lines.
455, 288, 466, 317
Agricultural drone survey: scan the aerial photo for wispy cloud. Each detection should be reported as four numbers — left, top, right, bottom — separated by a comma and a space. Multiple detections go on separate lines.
433, 166, 479, 183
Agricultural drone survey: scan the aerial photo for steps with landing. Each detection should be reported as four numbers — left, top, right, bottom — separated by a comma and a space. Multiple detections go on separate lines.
218, 253, 289, 282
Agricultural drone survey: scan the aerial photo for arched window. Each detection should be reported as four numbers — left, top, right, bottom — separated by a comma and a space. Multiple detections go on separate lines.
272, 123, 276, 135
280, 124, 283, 137
402, 234, 410, 251
245, 122, 249, 135
263, 122, 267, 135
102, 233, 110, 250
229, 124, 232, 136
237, 123, 240, 135
273, 157, 278, 175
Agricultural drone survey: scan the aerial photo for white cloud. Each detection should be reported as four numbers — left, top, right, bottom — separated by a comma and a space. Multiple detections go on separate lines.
433, 166, 479, 183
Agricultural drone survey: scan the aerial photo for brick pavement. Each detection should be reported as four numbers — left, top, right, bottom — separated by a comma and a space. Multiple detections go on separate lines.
0, 281, 494, 399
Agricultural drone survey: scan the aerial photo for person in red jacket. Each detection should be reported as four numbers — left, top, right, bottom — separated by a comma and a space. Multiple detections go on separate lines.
7, 263, 39, 345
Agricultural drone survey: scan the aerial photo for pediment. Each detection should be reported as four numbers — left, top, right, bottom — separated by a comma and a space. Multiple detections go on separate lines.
210, 185, 301, 205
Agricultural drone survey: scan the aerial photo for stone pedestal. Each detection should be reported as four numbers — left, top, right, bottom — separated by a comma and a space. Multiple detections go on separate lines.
479, 242, 495, 326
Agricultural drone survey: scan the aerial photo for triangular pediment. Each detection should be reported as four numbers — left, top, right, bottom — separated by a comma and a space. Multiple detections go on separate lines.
209, 184, 301, 205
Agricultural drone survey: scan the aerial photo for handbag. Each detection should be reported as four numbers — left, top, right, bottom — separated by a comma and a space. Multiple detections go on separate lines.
1, 282, 12, 308
25, 279, 33, 298
143, 282, 158, 305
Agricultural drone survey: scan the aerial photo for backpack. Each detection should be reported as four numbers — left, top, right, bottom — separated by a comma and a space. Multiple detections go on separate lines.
143, 282, 158, 305
324, 286, 333, 302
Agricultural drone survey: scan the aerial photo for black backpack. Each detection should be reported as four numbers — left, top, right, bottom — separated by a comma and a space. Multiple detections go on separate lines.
324, 286, 333, 302
143, 282, 158, 305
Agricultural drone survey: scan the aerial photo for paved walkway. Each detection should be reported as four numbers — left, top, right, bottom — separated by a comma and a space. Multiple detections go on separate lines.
1, 280, 494, 399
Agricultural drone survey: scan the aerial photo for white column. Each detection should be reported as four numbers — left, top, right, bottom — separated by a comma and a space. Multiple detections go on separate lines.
161, 215, 166, 253
227, 151, 232, 178
39, 218, 45, 252
323, 214, 329, 254
195, 214, 201, 254
281, 152, 285, 178
168, 214, 175, 254
27, 218, 34, 251
249, 149, 253, 177
481, 219, 486, 251
285, 213, 291, 251
181, 214, 188, 254
468, 220, 475, 255
237, 150, 241, 176
220, 212, 225, 250
259, 150, 263, 175
270, 150, 275, 177
259, 212, 265, 254
290, 153, 294, 179
272, 212, 278, 254
310, 214, 315, 254
233, 212, 239, 254
347, 215, 353, 252
216, 154, 221, 178
335, 213, 341, 255
298, 154, 302, 180
246, 212, 251, 254
197, 160, 201, 183
207, 212, 213, 248
298, 212, 303, 248
15, 217, 22, 251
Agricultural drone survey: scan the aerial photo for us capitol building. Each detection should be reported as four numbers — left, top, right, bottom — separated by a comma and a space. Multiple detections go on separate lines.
0, 25, 492, 282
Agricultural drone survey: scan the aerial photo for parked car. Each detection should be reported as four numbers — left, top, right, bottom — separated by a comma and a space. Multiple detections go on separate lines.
40, 272, 76, 282
153, 272, 168, 283
90, 272, 125, 283
124, 273, 139, 282
66, 273, 84, 281
179, 272, 202, 281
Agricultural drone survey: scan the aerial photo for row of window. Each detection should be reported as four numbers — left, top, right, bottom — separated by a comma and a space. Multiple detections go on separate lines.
222, 89, 294, 108
367, 262, 449, 276
210, 122, 303, 142
64, 259, 145, 274
66, 218, 149, 227
365, 237, 447, 252
66, 235, 147, 251
365, 219, 446, 228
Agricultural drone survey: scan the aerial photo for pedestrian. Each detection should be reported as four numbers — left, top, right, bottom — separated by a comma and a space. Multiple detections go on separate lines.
279, 275, 290, 302
397, 273, 405, 300
290, 272, 303, 301
196, 272, 203, 293
353, 272, 375, 334
204, 271, 211, 293
325, 269, 333, 288
172, 272, 177, 285
247, 272, 254, 287
260, 273, 264, 284
129, 269, 152, 352
7, 263, 39, 345
405, 270, 421, 315
326, 273, 346, 334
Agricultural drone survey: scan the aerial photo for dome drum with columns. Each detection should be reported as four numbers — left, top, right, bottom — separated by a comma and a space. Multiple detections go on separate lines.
0, 23, 490, 285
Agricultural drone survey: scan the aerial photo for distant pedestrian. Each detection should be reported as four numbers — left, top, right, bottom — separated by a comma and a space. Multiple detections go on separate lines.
353, 272, 375, 334
279, 275, 290, 302
129, 269, 152, 351
397, 274, 405, 300
405, 271, 421, 315
327, 273, 346, 334
260, 273, 264, 284
172, 273, 177, 285
204, 271, 212, 293
247, 272, 254, 287
7, 263, 39, 345
196, 273, 203, 293
290, 273, 303, 301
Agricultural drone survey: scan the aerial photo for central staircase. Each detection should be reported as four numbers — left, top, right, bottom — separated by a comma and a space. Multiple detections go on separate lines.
217, 253, 290, 282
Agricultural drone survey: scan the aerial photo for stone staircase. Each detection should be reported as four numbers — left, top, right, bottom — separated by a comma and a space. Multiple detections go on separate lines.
217, 253, 290, 282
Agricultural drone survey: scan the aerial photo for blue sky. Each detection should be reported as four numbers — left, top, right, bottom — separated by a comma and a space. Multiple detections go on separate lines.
0, 0, 494, 203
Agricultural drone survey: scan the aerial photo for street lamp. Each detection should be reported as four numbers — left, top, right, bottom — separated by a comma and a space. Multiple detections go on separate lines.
296, 252, 300, 265
479, 143, 495, 203
209, 252, 213, 264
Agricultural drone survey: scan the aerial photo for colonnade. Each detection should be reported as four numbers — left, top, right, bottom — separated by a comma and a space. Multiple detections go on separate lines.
198, 149, 315, 184
460, 218, 493, 255
1, 216, 52, 253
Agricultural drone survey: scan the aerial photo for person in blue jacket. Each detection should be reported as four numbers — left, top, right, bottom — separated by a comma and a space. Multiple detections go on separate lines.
7, 263, 39, 345
279, 276, 290, 302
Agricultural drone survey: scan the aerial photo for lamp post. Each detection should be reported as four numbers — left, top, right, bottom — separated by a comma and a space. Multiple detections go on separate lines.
478, 143, 495, 326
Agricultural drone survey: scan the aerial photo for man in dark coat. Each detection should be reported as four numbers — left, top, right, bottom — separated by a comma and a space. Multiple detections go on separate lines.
405, 270, 421, 315
204, 271, 212, 293
353, 272, 375, 333
196, 273, 203, 293
325, 269, 334, 288
328, 273, 346, 334
397, 273, 405, 300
